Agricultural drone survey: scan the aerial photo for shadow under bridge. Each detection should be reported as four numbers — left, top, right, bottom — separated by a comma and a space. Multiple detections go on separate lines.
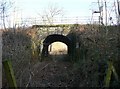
41, 34, 73, 57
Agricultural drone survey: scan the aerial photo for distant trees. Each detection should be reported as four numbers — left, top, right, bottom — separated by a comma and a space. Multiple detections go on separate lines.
40, 3, 64, 25
37, 3, 65, 36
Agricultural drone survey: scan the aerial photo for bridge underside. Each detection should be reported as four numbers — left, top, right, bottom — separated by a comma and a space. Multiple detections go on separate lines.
41, 34, 72, 57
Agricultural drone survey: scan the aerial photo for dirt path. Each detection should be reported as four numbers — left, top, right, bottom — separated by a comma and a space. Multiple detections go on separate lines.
22, 54, 82, 87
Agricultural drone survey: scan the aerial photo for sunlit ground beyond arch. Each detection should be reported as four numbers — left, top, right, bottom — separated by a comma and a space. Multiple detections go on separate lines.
48, 42, 68, 55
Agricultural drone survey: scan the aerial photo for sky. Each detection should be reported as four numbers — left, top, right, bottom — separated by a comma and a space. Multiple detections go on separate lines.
1, 0, 119, 28
12, 0, 98, 25
15, 0, 96, 17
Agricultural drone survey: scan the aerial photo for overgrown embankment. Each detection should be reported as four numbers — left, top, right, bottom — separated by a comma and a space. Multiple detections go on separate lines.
2, 29, 33, 87
2, 24, 120, 87
68, 24, 120, 87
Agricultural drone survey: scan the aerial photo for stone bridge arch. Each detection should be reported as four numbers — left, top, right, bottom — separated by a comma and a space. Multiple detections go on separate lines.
41, 34, 72, 57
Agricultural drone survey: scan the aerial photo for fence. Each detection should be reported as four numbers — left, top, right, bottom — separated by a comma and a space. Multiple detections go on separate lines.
0, 16, 94, 28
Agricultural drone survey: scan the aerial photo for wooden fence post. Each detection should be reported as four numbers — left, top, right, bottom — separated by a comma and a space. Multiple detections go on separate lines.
2, 60, 17, 88
104, 60, 119, 87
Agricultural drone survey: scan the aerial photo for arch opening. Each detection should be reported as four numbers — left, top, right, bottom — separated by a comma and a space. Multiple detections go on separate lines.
48, 41, 68, 55
41, 34, 72, 57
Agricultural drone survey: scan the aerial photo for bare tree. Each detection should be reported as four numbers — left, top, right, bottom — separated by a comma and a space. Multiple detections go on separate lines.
0, 0, 13, 30
38, 3, 64, 52
40, 3, 64, 25
117, 0, 120, 25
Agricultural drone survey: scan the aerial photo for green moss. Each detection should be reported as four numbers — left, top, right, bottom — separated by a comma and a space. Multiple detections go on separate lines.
3, 60, 17, 88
